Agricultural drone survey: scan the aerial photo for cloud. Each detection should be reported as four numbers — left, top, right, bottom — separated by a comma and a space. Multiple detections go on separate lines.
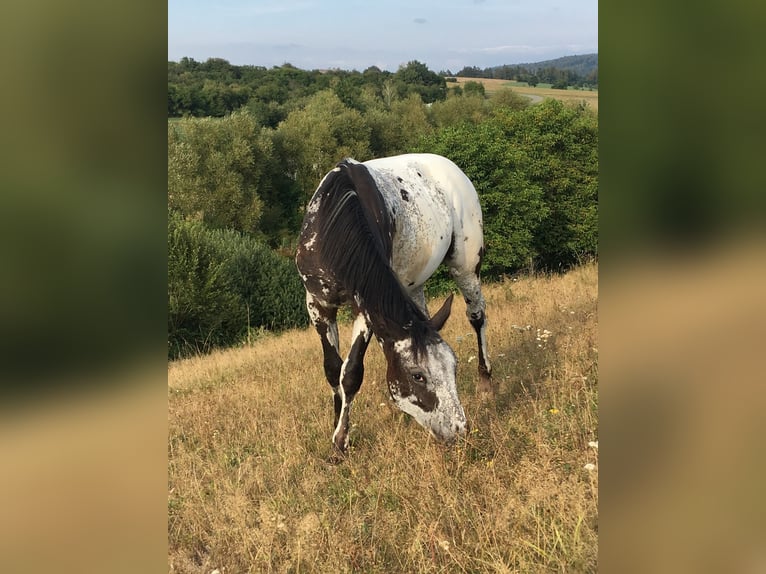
478, 44, 537, 54
413, 18, 427, 24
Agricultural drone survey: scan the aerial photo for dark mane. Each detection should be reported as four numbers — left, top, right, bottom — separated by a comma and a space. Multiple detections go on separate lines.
316, 160, 435, 349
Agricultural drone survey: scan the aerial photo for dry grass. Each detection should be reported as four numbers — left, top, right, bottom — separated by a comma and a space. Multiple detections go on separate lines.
168, 263, 598, 573
454, 77, 599, 112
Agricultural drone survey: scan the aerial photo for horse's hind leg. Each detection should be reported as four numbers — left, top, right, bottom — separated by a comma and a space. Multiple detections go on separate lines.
332, 313, 373, 453
410, 287, 428, 317
449, 256, 493, 394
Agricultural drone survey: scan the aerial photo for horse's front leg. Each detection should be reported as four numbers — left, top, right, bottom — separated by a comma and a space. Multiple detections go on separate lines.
305, 292, 344, 430
332, 313, 373, 454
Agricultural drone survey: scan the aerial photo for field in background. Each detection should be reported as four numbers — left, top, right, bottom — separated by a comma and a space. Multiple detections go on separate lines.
455, 77, 599, 112
168, 264, 599, 573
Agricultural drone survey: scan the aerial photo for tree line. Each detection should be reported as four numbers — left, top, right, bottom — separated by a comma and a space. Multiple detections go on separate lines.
169, 58, 446, 121
168, 60, 598, 359
456, 53, 598, 89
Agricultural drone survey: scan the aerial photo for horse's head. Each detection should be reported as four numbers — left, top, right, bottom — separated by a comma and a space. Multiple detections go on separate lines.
381, 294, 467, 443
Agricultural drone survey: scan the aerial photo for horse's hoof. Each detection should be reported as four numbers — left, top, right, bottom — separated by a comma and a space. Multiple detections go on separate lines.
327, 447, 347, 465
478, 375, 495, 397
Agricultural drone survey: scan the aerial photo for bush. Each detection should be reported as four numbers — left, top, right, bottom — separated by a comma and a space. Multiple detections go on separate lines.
418, 121, 548, 282
168, 111, 266, 235
495, 100, 598, 269
168, 212, 239, 358
168, 212, 308, 359
417, 99, 597, 280
208, 226, 308, 333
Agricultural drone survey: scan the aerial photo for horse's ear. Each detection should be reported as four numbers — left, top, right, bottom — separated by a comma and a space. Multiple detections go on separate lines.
429, 293, 454, 332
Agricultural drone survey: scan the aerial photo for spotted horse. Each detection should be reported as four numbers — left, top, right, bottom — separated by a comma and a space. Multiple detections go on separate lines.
295, 153, 492, 457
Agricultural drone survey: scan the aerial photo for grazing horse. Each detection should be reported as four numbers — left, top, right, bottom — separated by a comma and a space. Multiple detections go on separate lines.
295, 153, 491, 455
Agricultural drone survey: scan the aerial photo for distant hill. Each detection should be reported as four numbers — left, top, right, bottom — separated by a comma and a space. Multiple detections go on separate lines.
455, 53, 597, 88
505, 54, 598, 77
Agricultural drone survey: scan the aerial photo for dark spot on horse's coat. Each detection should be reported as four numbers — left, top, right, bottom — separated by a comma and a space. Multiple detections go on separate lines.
396, 176, 403, 182
475, 246, 485, 276
400, 189, 410, 201
417, 171, 422, 177
446, 233, 456, 261
465, 298, 472, 305
410, 385, 438, 412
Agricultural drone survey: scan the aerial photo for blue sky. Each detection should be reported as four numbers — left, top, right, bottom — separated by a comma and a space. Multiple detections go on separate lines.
168, 0, 597, 72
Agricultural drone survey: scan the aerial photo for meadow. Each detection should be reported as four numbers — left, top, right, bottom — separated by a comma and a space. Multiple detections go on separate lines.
454, 77, 599, 112
168, 263, 598, 573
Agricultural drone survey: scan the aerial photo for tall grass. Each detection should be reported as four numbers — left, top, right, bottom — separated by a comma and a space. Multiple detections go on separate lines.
168, 263, 598, 573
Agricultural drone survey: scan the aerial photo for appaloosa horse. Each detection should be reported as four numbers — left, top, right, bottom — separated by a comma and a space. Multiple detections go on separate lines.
295, 153, 491, 455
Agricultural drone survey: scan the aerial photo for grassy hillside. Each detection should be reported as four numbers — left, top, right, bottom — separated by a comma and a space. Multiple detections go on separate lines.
168, 263, 599, 572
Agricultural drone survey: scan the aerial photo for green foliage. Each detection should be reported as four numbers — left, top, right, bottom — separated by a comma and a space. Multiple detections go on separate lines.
207, 226, 308, 332
168, 111, 266, 234
430, 94, 489, 129
273, 90, 371, 203
419, 99, 598, 279
393, 60, 447, 103
388, 94, 433, 151
489, 89, 532, 111
494, 100, 598, 269
168, 110, 303, 247
419, 121, 548, 281
168, 212, 241, 358
456, 53, 598, 89
168, 212, 308, 359
462, 81, 486, 98
167, 60, 597, 359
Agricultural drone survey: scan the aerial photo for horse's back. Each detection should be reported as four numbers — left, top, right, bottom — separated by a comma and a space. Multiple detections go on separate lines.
365, 153, 481, 225
364, 154, 476, 199
363, 154, 484, 285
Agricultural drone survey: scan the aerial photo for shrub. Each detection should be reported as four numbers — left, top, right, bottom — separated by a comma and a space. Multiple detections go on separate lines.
417, 99, 597, 282
168, 212, 240, 358
207, 227, 308, 333
168, 212, 308, 359
418, 121, 548, 283
494, 100, 598, 269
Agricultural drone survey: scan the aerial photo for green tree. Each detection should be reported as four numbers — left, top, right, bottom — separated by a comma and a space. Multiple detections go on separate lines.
419, 99, 598, 276
462, 81, 486, 98
388, 93, 432, 152
168, 110, 267, 235
494, 100, 598, 268
430, 93, 488, 129
167, 212, 241, 358
274, 90, 371, 201
393, 60, 447, 103
488, 89, 530, 111
418, 120, 548, 279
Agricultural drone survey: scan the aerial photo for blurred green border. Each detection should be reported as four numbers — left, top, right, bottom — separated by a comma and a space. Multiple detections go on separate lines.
0, 0, 168, 396
1, 0, 765, 571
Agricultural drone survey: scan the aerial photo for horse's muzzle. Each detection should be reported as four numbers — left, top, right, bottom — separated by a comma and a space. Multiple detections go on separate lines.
431, 419, 468, 444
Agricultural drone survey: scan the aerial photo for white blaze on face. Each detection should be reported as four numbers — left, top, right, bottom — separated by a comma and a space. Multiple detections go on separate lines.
388, 338, 466, 442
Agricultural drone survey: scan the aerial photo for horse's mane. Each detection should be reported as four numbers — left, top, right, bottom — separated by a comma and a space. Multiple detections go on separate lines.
316, 160, 435, 351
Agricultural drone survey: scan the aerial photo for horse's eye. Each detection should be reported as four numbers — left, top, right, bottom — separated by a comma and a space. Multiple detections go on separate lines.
412, 373, 426, 384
